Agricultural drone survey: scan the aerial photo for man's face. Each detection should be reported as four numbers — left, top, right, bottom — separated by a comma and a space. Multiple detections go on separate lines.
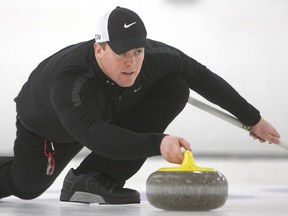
94, 43, 145, 87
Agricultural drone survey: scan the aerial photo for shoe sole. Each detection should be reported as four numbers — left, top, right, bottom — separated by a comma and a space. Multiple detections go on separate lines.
61, 191, 140, 204
70, 191, 105, 203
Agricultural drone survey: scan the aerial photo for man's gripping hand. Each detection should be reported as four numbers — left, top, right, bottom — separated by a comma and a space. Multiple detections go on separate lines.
160, 135, 192, 164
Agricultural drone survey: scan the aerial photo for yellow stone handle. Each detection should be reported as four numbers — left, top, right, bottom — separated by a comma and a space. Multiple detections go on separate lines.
158, 151, 216, 172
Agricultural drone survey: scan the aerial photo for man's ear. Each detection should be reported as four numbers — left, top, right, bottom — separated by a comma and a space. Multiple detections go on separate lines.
94, 42, 103, 58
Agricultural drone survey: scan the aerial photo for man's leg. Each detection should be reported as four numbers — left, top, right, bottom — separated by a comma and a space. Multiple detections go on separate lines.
0, 120, 83, 200
0, 157, 13, 198
60, 75, 189, 204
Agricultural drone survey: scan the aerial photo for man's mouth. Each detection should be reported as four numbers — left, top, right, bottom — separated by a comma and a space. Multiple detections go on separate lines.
122, 71, 134, 75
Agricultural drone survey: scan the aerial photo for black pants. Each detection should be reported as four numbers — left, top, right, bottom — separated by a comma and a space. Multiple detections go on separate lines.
0, 75, 189, 199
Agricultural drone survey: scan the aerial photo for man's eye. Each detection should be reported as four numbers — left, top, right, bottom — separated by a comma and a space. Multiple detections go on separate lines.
135, 49, 143, 55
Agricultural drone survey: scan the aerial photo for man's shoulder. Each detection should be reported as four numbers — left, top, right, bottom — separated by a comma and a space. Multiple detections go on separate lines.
145, 39, 182, 58
146, 39, 170, 50
53, 39, 94, 59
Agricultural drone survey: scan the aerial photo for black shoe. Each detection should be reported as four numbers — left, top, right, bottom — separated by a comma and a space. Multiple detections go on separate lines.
60, 168, 140, 204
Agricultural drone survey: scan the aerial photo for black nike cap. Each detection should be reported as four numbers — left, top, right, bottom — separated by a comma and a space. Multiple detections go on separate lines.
95, 6, 150, 54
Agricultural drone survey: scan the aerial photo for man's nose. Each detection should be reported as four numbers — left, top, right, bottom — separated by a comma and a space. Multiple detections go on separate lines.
125, 54, 136, 67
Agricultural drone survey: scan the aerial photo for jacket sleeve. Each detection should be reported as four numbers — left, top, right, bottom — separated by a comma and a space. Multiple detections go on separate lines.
188, 66, 261, 126
50, 76, 164, 160
155, 44, 261, 126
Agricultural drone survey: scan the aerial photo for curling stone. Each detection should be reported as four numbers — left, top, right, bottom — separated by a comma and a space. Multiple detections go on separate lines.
146, 151, 228, 211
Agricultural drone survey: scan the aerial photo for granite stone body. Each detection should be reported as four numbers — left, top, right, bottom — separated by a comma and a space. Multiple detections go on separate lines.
146, 171, 228, 211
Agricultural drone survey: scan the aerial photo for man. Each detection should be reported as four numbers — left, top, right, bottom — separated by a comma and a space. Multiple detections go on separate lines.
0, 6, 280, 204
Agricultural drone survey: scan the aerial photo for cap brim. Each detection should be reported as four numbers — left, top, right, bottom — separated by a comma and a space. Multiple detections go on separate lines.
108, 37, 150, 55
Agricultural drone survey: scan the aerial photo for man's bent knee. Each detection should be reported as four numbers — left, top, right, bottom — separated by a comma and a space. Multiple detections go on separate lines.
12, 186, 45, 200
157, 74, 190, 111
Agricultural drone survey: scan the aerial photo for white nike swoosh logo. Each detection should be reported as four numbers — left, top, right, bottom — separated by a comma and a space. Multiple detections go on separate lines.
124, 22, 137, 28
134, 85, 142, 93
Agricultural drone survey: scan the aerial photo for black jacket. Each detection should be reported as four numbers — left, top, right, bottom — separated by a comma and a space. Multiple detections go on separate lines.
15, 39, 260, 159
